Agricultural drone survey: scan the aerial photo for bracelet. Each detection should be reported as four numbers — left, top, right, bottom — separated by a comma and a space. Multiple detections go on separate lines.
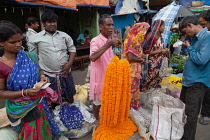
22, 90, 25, 97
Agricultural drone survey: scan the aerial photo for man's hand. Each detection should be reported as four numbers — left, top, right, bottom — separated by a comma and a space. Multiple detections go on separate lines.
108, 38, 122, 48
182, 41, 191, 47
40, 75, 50, 83
61, 63, 71, 76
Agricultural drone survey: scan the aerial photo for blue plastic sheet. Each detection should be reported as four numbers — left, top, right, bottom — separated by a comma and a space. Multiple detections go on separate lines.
115, 0, 123, 14
201, 0, 210, 5
179, 0, 193, 6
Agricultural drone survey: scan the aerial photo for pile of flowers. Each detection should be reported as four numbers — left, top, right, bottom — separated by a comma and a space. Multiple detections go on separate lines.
93, 56, 137, 140
167, 76, 182, 87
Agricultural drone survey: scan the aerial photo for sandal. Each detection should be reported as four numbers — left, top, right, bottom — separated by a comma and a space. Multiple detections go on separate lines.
199, 116, 210, 125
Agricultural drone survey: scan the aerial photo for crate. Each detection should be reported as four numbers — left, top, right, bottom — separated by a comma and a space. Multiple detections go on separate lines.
191, 1, 205, 7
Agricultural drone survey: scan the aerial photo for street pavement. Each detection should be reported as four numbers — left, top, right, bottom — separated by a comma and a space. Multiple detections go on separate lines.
1, 64, 210, 139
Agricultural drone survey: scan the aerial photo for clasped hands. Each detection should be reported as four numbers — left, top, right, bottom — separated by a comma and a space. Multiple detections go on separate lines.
160, 48, 170, 54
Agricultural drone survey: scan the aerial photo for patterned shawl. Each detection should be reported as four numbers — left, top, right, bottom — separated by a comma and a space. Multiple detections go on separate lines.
122, 22, 150, 79
6, 50, 41, 126
123, 22, 150, 57
143, 19, 164, 54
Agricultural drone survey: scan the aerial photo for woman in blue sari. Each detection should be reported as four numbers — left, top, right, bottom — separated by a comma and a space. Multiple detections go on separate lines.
0, 22, 61, 139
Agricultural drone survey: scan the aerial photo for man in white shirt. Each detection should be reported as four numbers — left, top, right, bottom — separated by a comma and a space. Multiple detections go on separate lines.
28, 9, 76, 105
25, 17, 39, 51
26, 17, 39, 39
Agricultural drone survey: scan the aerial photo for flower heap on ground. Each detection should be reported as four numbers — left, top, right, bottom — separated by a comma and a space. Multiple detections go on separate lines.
93, 56, 137, 140
167, 76, 182, 87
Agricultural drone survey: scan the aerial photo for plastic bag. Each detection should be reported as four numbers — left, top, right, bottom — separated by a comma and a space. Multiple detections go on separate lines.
53, 101, 96, 138
0, 126, 18, 140
129, 109, 151, 140
140, 88, 174, 110
161, 77, 181, 98
159, 57, 168, 78
150, 96, 186, 140
173, 40, 183, 55
74, 84, 89, 105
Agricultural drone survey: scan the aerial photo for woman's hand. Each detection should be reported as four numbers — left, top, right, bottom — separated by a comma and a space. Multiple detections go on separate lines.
26, 87, 41, 96
40, 75, 50, 83
161, 48, 170, 54
139, 58, 145, 64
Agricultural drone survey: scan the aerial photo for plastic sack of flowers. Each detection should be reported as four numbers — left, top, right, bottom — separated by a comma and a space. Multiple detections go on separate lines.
93, 56, 137, 140
53, 101, 95, 138
161, 76, 182, 98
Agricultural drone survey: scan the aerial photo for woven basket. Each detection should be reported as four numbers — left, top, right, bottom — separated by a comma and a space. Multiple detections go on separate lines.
191, 1, 205, 7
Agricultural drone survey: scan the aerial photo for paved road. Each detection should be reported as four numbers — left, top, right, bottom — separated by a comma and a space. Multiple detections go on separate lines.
1, 65, 210, 140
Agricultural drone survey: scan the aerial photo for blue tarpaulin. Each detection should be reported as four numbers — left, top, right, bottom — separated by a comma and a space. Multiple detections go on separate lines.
200, 0, 210, 5
112, 14, 134, 37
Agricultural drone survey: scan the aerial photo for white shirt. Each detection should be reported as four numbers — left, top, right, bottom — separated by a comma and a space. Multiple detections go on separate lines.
26, 28, 37, 41
28, 30, 76, 77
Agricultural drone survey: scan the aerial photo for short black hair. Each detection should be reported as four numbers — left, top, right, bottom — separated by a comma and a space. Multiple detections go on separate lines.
99, 14, 112, 25
84, 30, 89, 34
205, 9, 210, 22
0, 22, 22, 42
27, 17, 39, 26
179, 16, 199, 30
198, 10, 208, 21
41, 9, 58, 23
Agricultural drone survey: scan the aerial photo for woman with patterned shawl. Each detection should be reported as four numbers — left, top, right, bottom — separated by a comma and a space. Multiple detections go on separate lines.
122, 23, 150, 110
142, 19, 169, 91
0, 22, 62, 139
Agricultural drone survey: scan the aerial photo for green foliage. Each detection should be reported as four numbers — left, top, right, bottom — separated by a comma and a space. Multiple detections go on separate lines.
170, 54, 187, 74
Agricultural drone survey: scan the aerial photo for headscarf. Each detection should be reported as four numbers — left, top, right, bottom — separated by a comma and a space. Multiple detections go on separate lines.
143, 19, 164, 54
123, 22, 150, 57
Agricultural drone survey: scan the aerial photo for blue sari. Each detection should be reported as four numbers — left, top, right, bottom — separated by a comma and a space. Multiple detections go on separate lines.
6, 50, 61, 138
6, 50, 40, 126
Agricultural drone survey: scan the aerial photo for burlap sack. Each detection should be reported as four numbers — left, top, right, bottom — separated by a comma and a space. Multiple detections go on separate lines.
0, 107, 10, 128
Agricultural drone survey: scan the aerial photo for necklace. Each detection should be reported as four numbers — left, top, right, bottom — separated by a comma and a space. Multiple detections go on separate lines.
3, 55, 16, 61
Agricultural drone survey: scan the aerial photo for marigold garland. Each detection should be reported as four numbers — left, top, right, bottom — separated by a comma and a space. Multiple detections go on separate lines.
93, 56, 137, 140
